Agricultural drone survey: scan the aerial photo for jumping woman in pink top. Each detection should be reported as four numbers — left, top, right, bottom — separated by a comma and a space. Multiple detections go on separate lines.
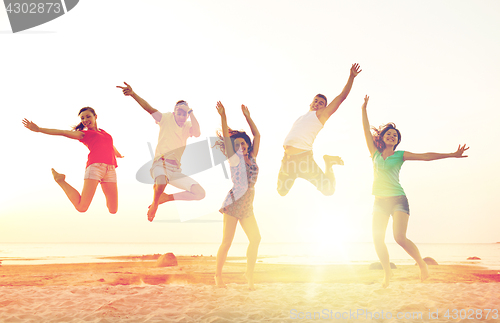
22, 107, 123, 213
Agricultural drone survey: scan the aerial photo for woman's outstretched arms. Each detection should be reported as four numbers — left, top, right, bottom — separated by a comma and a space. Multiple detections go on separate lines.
216, 101, 239, 167
361, 95, 377, 157
22, 118, 84, 140
404, 144, 469, 161
241, 105, 260, 159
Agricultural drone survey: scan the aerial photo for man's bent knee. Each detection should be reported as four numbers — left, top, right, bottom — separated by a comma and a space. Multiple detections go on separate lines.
277, 188, 289, 196
320, 188, 335, 196
277, 178, 294, 196
191, 184, 205, 200
318, 179, 335, 196
154, 175, 168, 185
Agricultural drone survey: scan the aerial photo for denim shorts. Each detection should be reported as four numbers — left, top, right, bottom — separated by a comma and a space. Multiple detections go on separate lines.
84, 163, 117, 183
373, 195, 410, 216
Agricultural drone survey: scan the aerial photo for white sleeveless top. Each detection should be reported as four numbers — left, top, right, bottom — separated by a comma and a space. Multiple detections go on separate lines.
283, 111, 324, 151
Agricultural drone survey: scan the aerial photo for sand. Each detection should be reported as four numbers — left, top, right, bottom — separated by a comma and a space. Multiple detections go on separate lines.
1, 256, 499, 322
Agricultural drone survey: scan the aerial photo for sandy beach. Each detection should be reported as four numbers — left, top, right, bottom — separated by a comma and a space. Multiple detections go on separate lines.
1, 256, 499, 322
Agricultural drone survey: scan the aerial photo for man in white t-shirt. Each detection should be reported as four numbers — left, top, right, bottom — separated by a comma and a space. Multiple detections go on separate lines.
277, 64, 362, 196
117, 82, 205, 221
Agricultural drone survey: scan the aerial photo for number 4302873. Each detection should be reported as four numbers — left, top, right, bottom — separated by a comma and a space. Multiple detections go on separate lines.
6, 2, 62, 14
444, 309, 498, 320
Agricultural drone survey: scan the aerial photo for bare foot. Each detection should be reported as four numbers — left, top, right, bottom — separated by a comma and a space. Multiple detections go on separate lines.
147, 194, 174, 210
147, 203, 158, 222
214, 275, 226, 288
158, 193, 174, 205
419, 262, 429, 282
323, 155, 344, 167
244, 272, 256, 291
382, 271, 394, 289
51, 168, 66, 182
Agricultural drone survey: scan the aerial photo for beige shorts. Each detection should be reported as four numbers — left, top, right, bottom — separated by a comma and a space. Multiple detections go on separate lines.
84, 163, 117, 183
150, 158, 198, 191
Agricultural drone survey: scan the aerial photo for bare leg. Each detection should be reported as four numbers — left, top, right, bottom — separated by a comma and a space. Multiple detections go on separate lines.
323, 155, 344, 167
52, 168, 99, 213
324, 155, 343, 187
239, 215, 261, 290
100, 182, 118, 214
277, 156, 295, 196
372, 212, 393, 288
157, 193, 174, 205
170, 184, 206, 201
153, 184, 206, 207
393, 211, 429, 282
215, 213, 238, 288
304, 155, 343, 196
148, 175, 167, 222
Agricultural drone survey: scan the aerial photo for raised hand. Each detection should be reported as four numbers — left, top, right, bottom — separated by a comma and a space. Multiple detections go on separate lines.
116, 82, 134, 96
350, 63, 362, 78
241, 104, 250, 118
216, 101, 226, 117
452, 144, 469, 158
362, 95, 369, 108
22, 118, 39, 132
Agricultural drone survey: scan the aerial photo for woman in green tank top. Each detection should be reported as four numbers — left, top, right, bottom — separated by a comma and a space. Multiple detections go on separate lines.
361, 95, 469, 288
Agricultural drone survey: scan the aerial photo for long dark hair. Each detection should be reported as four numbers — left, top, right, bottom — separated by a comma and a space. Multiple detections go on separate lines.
372, 122, 401, 152
72, 107, 96, 131
214, 128, 252, 157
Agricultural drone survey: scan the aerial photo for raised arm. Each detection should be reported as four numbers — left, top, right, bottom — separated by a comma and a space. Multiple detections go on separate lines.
22, 118, 84, 140
216, 101, 239, 167
361, 96, 377, 157
241, 105, 260, 159
404, 145, 469, 161
320, 63, 362, 122
188, 111, 201, 137
116, 82, 161, 122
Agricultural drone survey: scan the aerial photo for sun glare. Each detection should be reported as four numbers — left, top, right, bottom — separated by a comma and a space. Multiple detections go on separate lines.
302, 212, 352, 263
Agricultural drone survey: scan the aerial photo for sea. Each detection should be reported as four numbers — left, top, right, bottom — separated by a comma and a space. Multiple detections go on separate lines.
1, 242, 499, 270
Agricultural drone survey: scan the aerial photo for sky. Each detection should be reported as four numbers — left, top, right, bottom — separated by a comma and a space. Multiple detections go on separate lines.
1, 0, 499, 245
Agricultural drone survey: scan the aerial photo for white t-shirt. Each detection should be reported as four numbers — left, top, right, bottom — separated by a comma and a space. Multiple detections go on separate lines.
283, 111, 324, 151
154, 112, 192, 166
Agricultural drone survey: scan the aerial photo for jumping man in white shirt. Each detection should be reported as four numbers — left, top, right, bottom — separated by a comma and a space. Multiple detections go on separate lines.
117, 82, 206, 221
277, 64, 362, 196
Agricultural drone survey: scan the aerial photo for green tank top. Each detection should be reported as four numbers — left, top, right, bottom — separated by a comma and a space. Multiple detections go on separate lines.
372, 150, 406, 196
